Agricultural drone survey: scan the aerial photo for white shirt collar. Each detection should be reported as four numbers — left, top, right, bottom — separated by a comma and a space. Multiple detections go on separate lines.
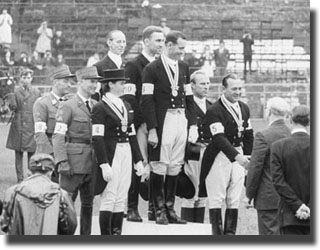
142, 50, 156, 63
223, 94, 239, 109
77, 92, 91, 104
51, 91, 61, 101
291, 128, 308, 135
163, 53, 177, 66
194, 96, 206, 113
105, 92, 124, 111
108, 51, 122, 69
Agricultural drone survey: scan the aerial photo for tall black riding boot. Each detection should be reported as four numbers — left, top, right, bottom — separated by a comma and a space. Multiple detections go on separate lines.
148, 171, 156, 221
127, 170, 142, 222
209, 208, 223, 235
80, 206, 92, 235
151, 172, 168, 225
111, 212, 124, 235
224, 209, 238, 235
194, 207, 205, 223
180, 207, 195, 222
99, 211, 112, 235
165, 175, 187, 224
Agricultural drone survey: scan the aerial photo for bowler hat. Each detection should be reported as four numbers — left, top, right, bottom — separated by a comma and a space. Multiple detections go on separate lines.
185, 142, 201, 162
48, 65, 75, 82
75, 66, 102, 80
29, 153, 55, 172
176, 170, 195, 199
101, 69, 129, 82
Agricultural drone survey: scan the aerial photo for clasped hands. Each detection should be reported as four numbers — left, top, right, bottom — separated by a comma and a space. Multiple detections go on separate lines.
235, 154, 251, 170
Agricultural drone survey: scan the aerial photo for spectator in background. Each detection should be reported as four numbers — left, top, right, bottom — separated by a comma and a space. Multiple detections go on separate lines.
55, 53, 66, 67
17, 51, 32, 68
246, 97, 291, 235
270, 105, 310, 235
30, 51, 44, 75
35, 21, 53, 58
0, 9, 13, 48
5, 68, 41, 183
52, 30, 66, 57
86, 51, 100, 67
159, 18, 171, 36
214, 40, 229, 77
200, 44, 214, 78
240, 31, 254, 76
43, 50, 56, 74
185, 49, 202, 74
2, 49, 15, 67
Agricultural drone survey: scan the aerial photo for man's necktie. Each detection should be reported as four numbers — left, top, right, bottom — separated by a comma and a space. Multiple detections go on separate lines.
85, 100, 91, 113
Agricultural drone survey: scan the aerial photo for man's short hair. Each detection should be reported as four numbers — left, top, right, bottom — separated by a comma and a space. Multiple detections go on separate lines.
142, 26, 164, 42
107, 30, 124, 41
222, 73, 238, 87
291, 105, 310, 126
190, 70, 207, 84
266, 97, 290, 117
165, 30, 186, 45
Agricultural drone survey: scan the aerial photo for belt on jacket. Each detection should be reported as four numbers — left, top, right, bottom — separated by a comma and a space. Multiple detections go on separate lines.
67, 137, 91, 144
167, 108, 185, 114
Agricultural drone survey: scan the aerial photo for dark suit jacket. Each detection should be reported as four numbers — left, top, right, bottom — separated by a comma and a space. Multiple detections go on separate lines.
123, 54, 150, 129
270, 132, 310, 227
141, 58, 197, 161
91, 99, 143, 195
198, 98, 254, 197
246, 119, 291, 210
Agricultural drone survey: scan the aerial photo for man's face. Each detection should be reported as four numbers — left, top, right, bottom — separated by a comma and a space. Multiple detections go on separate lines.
223, 78, 243, 103
80, 79, 98, 96
20, 73, 33, 89
110, 80, 125, 96
145, 32, 165, 56
192, 73, 209, 99
107, 31, 126, 56
167, 37, 186, 61
56, 78, 72, 96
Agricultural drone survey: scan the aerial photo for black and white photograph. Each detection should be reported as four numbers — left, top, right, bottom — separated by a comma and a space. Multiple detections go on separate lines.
0, 0, 313, 243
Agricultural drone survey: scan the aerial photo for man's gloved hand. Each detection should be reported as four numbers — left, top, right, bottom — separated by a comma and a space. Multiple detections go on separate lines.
134, 161, 145, 176
100, 163, 113, 182
235, 154, 250, 170
148, 128, 158, 149
141, 163, 150, 181
295, 204, 310, 220
58, 161, 73, 177
188, 125, 198, 143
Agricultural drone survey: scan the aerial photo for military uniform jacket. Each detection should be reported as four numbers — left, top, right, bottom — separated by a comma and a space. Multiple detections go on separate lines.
141, 58, 197, 161
270, 132, 310, 227
6, 86, 41, 152
199, 98, 254, 197
52, 94, 97, 174
91, 98, 143, 195
246, 119, 290, 210
123, 53, 150, 129
33, 92, 61, 154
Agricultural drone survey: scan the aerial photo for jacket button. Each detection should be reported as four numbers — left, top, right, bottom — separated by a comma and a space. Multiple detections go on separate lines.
116, 127, 119, 130
172, 104, 175, 108
171, 99, 174, 101
117, 133, 120, 136
126, 138, 129, 141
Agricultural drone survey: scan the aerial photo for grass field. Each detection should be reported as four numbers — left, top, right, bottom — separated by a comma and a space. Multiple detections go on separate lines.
0, 119, 268, 235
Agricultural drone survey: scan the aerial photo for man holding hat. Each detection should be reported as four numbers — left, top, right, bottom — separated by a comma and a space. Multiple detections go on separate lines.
271, 105, 310, 235
91, 68, 144, 235
33, 65, 75, 182
6, 68, 41, 183
0, 153, 77, 235
52, 66, 101, 235
180, 70, 213, 223
246, 97, 291, 235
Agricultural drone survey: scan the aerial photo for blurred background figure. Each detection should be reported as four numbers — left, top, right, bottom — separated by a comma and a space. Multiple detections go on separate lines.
214, 40, 230, 78
86, 51, 100, 67
30, 51, 44, 75
240, 31, 254, 77
17, 51, 32, 68
159, 18, 171, 36
55, 53, 66, 67
35, 21, 53, 58
200, 44, 214, 78
52, 29, 66, 57
0, 9, 13, 48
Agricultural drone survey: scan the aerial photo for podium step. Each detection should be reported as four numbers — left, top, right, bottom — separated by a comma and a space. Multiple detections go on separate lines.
75, 216, 211, 235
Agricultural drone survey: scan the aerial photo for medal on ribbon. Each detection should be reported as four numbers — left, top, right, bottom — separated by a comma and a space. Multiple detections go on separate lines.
102, 95, 128, 132
161, 55, 179, 97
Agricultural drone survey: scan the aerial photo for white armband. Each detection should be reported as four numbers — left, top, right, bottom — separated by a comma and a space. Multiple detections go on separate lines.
92, 124, 105, 136
128, 124, 136, 136
209, 122, 224, 136
142, 83, 154, 95
123, 83, 136, 96
54, 122, 68, 135
246, 119, 252, 130
34, 122, 47, 133
184, 84, 193, 96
